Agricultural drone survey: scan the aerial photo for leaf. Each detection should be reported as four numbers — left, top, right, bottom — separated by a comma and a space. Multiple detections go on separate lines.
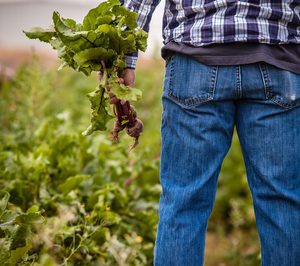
58, 175, 90, 194
53, 11, 94, 53
52, 11, 73, 34
0, 211, 17, 227
95, 24, 121, 53
135, 29, 148, 52
96, 15, 114, 26
82, 0, 121, 30
0, 228, 5, 238
9, 238, 32, 265
111, 5, 138, 30
109, 73, 142, 101
61, 18, 77, 30
15, 213, 45, 225
10, 225, 30, 250
38, 254, 59, 266
26, 205, 40, 214
49, 38, 78, 71
90, 227, 109, 244
113, 56, 126, 69
0, 246, 10, 266
82, 86, 114, 136
119, 33, 137, 54
0, 191, 10, 216
73, 47, 116, 69
101, 211, 121, 226
23, 26, 56, 43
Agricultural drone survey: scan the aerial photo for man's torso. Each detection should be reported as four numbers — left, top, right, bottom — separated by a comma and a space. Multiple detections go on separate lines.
163, 0, 300, 46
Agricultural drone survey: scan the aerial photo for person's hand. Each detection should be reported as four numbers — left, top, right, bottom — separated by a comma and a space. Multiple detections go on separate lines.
98, 68, 135, 104
120, 68, 135, 88
98, 68, 135, 87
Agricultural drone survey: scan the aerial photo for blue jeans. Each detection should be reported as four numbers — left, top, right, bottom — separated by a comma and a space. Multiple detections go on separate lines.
154, 53, 300, 266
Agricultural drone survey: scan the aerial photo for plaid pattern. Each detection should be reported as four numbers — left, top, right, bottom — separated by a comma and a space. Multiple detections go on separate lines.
122, 0, 300, 68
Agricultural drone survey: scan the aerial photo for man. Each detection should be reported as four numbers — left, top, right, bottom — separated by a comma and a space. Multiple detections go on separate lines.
118, 1, 300, 265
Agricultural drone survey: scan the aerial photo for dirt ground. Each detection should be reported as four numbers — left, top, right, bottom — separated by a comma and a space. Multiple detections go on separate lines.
205, 230, 260, 266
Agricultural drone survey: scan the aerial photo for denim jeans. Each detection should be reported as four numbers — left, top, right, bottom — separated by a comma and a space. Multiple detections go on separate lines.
153, 53, 300, 266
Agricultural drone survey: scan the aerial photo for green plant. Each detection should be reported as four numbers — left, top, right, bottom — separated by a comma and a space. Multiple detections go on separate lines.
0, 59, 160, 265
24, 0, 148, 148
0, 191, 45, 266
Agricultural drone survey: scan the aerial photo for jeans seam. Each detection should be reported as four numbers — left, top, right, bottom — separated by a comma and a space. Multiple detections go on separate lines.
259, 63, 271, 99
236, 65, 242, 98
209, 65, 218, 99
168, 55, 175, 92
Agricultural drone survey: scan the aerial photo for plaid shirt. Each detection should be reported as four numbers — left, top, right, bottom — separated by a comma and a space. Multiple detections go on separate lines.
122, 0, 300, 68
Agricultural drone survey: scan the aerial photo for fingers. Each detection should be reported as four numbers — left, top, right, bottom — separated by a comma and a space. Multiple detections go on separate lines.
99, 72, 124, 84
121, 68, 135, 87
99, 69, 134, 105
99, 70, 132, 85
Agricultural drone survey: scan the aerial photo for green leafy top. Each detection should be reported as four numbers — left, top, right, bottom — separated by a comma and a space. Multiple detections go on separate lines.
24, 0, 147, 137
24, 0, 147, 76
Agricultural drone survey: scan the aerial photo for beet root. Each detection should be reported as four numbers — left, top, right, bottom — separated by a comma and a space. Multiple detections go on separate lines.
126, 118, 144, 151
110, 119, 126, 142
99, 67, 143, 150
109, 100, 143, 150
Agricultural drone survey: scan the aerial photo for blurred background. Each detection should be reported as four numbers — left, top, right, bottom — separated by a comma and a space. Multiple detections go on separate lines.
0, 1, 261, 266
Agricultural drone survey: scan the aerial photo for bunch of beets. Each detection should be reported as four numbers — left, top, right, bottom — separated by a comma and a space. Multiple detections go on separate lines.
24, 0, 148, 150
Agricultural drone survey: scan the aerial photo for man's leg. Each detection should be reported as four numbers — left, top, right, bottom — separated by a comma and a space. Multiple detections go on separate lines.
236, 63, 300, 266
153, 54, 236, 266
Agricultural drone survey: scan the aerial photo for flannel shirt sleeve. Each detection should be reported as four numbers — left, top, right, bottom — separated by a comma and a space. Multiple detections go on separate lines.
120, 0, 162, 69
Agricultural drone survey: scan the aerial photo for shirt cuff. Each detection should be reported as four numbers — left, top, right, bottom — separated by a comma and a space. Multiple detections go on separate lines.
125, 52, 138, 69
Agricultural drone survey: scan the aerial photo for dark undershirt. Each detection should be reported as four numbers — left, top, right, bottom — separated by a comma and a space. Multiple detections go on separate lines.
161, 41, 300, 75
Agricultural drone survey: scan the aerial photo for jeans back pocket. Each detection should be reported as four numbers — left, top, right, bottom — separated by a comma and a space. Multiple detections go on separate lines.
164, 53, 218, 108
259, 63, 300, 109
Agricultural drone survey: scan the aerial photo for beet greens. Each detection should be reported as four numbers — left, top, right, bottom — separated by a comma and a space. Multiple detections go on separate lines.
24, 0, 147, 149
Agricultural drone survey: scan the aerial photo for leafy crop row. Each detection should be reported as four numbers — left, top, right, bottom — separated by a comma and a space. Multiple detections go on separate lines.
0, 60, 160, 265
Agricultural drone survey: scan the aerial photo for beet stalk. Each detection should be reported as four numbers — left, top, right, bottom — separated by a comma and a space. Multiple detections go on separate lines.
100, 61, 143, 150
110, 99, 144, 151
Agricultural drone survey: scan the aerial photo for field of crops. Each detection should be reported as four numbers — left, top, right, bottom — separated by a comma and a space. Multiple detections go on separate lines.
0, 57, 261, 265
